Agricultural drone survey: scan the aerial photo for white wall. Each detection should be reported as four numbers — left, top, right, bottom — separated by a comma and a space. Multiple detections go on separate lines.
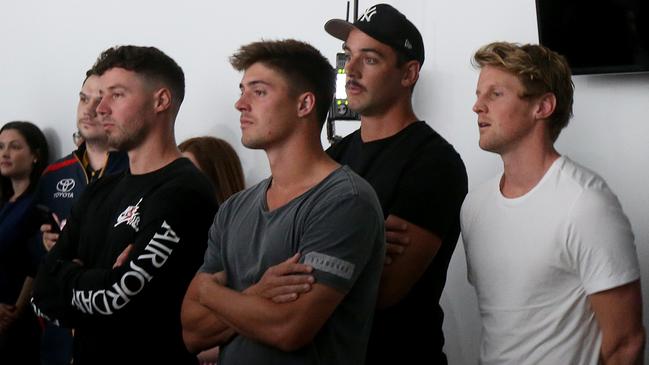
2, 1, 647, 363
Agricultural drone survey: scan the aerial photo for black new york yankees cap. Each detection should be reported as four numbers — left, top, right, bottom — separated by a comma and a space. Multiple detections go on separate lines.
325, 3, 425, 66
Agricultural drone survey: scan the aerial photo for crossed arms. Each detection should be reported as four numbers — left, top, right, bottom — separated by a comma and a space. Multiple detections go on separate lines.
181, 254, 344, 352
181, 212, 442, 353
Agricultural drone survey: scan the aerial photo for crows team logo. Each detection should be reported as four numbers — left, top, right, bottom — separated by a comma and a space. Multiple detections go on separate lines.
114, 198, 143, 232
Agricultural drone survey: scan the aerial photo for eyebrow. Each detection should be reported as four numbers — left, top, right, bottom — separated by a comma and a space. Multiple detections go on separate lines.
342, 43, 385, 58
475, 85, 496, 95
239, 80, 272, 90
476, 82, 517, 96
98, 84, 127, 95
107, 84, 127, 91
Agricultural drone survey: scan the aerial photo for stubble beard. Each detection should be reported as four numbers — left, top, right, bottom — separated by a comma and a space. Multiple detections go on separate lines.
107, 121, 148, 152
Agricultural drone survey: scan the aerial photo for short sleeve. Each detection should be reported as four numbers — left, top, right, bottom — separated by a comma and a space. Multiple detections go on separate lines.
199, 214, 224, 274
299, 192, 384, 293
391, 147, 467, 238
567, 186, 640, 294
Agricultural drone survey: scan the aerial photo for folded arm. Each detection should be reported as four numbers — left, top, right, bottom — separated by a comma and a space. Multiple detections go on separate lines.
182, 272, 236, 353
198, 276, 343, 352
32, 186, 216, 326
379, 214, 441, 309
181, 253, 314, 353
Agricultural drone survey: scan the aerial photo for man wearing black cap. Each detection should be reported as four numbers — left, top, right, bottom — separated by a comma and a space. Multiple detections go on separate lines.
325, 4, 468, 364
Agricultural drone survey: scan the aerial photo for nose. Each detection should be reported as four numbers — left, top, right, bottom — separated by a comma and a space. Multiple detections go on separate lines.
88, 98, 100, 117
344, 55, 359, 79
235, 93, 249, 112
472, 96, 485, 114
96, 96, 109, 117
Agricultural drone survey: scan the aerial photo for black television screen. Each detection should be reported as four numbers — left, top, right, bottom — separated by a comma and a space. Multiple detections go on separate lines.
536, 0, 649, 75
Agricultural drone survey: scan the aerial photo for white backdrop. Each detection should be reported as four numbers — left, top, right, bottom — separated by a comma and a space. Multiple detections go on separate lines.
2, 1, 647, 363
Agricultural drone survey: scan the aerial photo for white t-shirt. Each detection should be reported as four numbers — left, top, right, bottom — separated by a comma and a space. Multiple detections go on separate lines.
461, 156, 640, 365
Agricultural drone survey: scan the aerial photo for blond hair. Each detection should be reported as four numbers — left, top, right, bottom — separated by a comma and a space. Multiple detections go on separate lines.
473, 42, 574, 141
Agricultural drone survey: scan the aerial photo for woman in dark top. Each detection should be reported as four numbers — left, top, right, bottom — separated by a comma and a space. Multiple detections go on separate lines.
0, 121, 49, 364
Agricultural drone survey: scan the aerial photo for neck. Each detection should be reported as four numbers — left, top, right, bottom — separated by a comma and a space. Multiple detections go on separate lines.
265, 127, 338, 210
500, 143, 560, 198
128, 121, 182, 175
10, 177, 30, 201
359, 99, 418, 141
84, 140, 109, 171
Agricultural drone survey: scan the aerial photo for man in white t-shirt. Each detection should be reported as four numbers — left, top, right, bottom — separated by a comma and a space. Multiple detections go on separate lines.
461, 42, 645, 365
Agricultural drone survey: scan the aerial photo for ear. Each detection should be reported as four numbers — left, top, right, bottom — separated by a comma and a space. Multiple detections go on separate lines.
153, 87, 173, 113
401, 60, 420, 88
534, 92, 556, 120
296, 92, 316, 118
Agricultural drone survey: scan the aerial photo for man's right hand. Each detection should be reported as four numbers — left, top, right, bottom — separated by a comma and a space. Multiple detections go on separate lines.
41, 224, 60, 251
245, 253, 315, 303
384, 214, 411, 265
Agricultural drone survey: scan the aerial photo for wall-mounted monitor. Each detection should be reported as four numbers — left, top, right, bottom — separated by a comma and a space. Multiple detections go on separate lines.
536, 0, 649, 75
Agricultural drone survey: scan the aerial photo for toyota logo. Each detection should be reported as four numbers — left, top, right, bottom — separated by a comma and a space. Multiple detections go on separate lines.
56, 179, 76, 192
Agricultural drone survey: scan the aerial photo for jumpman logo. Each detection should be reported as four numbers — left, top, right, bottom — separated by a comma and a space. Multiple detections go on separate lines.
115, 197, 143, 232
360, 6, 377, 22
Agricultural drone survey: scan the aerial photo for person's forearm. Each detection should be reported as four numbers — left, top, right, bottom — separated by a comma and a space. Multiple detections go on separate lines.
182, 297, 236, 352
199, 281, 300, 351
601, 329, 645, 365
15, 277, 34, 311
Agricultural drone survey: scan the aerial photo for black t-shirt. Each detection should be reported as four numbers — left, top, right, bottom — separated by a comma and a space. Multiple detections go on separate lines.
32, 158, 218, 365
327, 121, 468, 364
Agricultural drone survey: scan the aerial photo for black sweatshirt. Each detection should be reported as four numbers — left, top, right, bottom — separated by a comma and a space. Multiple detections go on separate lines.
32, 158, 218, 365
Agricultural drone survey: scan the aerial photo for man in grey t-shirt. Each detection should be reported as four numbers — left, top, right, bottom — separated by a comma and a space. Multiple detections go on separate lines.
181, 39, 385, 365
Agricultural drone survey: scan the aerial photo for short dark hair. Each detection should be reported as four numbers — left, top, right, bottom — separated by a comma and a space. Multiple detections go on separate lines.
90, 45, 185, 110
0, 121, 49, 200
230, 39, 335, 128
473, 42, 574, 142
82, 68, 97, 85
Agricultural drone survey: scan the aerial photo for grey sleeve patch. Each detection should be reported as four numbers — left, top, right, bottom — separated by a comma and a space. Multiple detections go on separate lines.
304, 252, 355, 280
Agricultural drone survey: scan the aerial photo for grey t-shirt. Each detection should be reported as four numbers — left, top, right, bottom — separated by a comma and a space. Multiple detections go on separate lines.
200, 166, 385, 365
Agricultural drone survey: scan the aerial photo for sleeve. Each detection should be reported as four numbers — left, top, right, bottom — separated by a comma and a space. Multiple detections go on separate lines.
299, 190, 384, 293
198, 210, 225, 274
33, 183, 217, 324
31, 185, 87, 326
567, 186, 640, 295
26, 209, 46, 278
460, 193, 475, 286
0, 208, 21, 257
390, 147, 468, 240
0, 198, 42, 274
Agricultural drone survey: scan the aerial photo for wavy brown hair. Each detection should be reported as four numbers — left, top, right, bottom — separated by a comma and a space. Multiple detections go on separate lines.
179, 136, 245, 204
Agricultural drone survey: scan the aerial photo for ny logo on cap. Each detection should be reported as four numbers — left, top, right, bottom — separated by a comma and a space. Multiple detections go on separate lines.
405, 39, 413, 50
360, 6, 378, 22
